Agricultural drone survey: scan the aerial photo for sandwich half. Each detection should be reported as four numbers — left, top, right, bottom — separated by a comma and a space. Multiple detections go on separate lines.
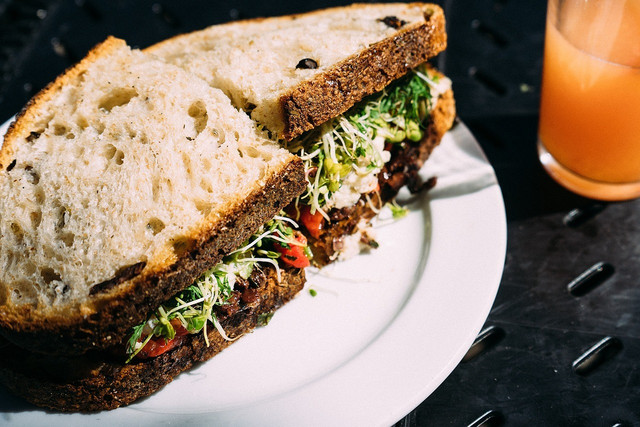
148, 2, 456, 265
0, 37, 307, 410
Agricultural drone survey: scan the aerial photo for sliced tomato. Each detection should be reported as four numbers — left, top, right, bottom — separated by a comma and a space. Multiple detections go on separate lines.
274, 232, 311, 268
299, 205, 325, 239
137, 335, 185, 359
136, 318, 189, 359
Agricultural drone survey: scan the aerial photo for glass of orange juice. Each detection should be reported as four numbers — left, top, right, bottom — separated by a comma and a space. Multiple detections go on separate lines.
538, 0, 640, 200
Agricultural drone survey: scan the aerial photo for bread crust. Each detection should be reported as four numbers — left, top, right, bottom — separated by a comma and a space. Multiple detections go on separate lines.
0, 37, 306, 356
0, 157, 305, 355
147, 3, 447, 141
0, 266, 305, 412
279, 4, 446, 140
307, 86, 456, 266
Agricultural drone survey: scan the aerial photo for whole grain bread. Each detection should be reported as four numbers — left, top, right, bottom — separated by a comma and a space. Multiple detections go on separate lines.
0, 37, 305, 355
0, 265, 305, 412
148, 3, 447, 140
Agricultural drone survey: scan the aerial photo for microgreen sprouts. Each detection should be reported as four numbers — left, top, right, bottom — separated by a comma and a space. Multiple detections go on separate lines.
126, 216, 305, 362
286, 66, 438, 213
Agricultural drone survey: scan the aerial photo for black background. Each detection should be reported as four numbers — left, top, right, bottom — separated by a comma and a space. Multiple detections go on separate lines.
0, 1, 639, 425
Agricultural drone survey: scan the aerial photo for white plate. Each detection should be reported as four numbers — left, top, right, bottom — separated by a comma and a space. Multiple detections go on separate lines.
0, 119, 506, 426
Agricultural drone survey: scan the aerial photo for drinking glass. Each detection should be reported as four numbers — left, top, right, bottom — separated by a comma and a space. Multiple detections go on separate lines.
538, 0, 640, 200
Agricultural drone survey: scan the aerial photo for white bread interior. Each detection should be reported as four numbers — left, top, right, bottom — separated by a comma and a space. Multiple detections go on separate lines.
149, 3, 431, 138
0, 37, 294, 313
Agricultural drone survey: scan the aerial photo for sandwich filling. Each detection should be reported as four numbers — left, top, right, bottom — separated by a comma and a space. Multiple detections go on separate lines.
126, 216, 310, 361
286, 65, 451, 259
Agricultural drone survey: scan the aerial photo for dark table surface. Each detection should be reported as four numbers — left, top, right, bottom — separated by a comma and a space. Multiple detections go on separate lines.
0, 0, 639, 425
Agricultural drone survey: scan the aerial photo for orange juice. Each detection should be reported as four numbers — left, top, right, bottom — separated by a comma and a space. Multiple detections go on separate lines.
538, 0, 640, 199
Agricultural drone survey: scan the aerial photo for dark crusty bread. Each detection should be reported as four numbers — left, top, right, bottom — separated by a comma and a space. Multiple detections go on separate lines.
280, 5, 447, 141
0, 265, 305, 412
148, 3, 447, 141
308, 85, 456, 265
0, 37, 306, 356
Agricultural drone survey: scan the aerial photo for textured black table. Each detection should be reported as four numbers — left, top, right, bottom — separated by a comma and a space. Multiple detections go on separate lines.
1, 1, 639, 425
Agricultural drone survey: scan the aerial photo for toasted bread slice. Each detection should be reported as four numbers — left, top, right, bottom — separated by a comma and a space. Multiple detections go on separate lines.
0, 265, 304, 412
0, 37, 305, 355
148, 3, 447, 140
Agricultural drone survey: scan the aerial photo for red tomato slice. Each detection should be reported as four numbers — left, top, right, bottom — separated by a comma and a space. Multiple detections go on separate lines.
274, 232, 311, 268
136, 318, 189, 359
299, 205, 325, 239
137, 334, 185, 359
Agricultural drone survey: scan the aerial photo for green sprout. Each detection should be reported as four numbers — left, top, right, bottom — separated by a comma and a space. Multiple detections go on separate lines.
125, 215, 305, 362
286, 66, 438, 213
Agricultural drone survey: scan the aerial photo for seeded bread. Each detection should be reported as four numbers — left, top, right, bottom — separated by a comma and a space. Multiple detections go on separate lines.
0, 265, 305, 412
148, 3, 447, 140
0, 37, 305, 355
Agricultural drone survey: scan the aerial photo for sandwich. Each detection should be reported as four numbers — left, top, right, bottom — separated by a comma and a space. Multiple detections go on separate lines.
0, 37, 308, 411
148, 2, 456, 265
